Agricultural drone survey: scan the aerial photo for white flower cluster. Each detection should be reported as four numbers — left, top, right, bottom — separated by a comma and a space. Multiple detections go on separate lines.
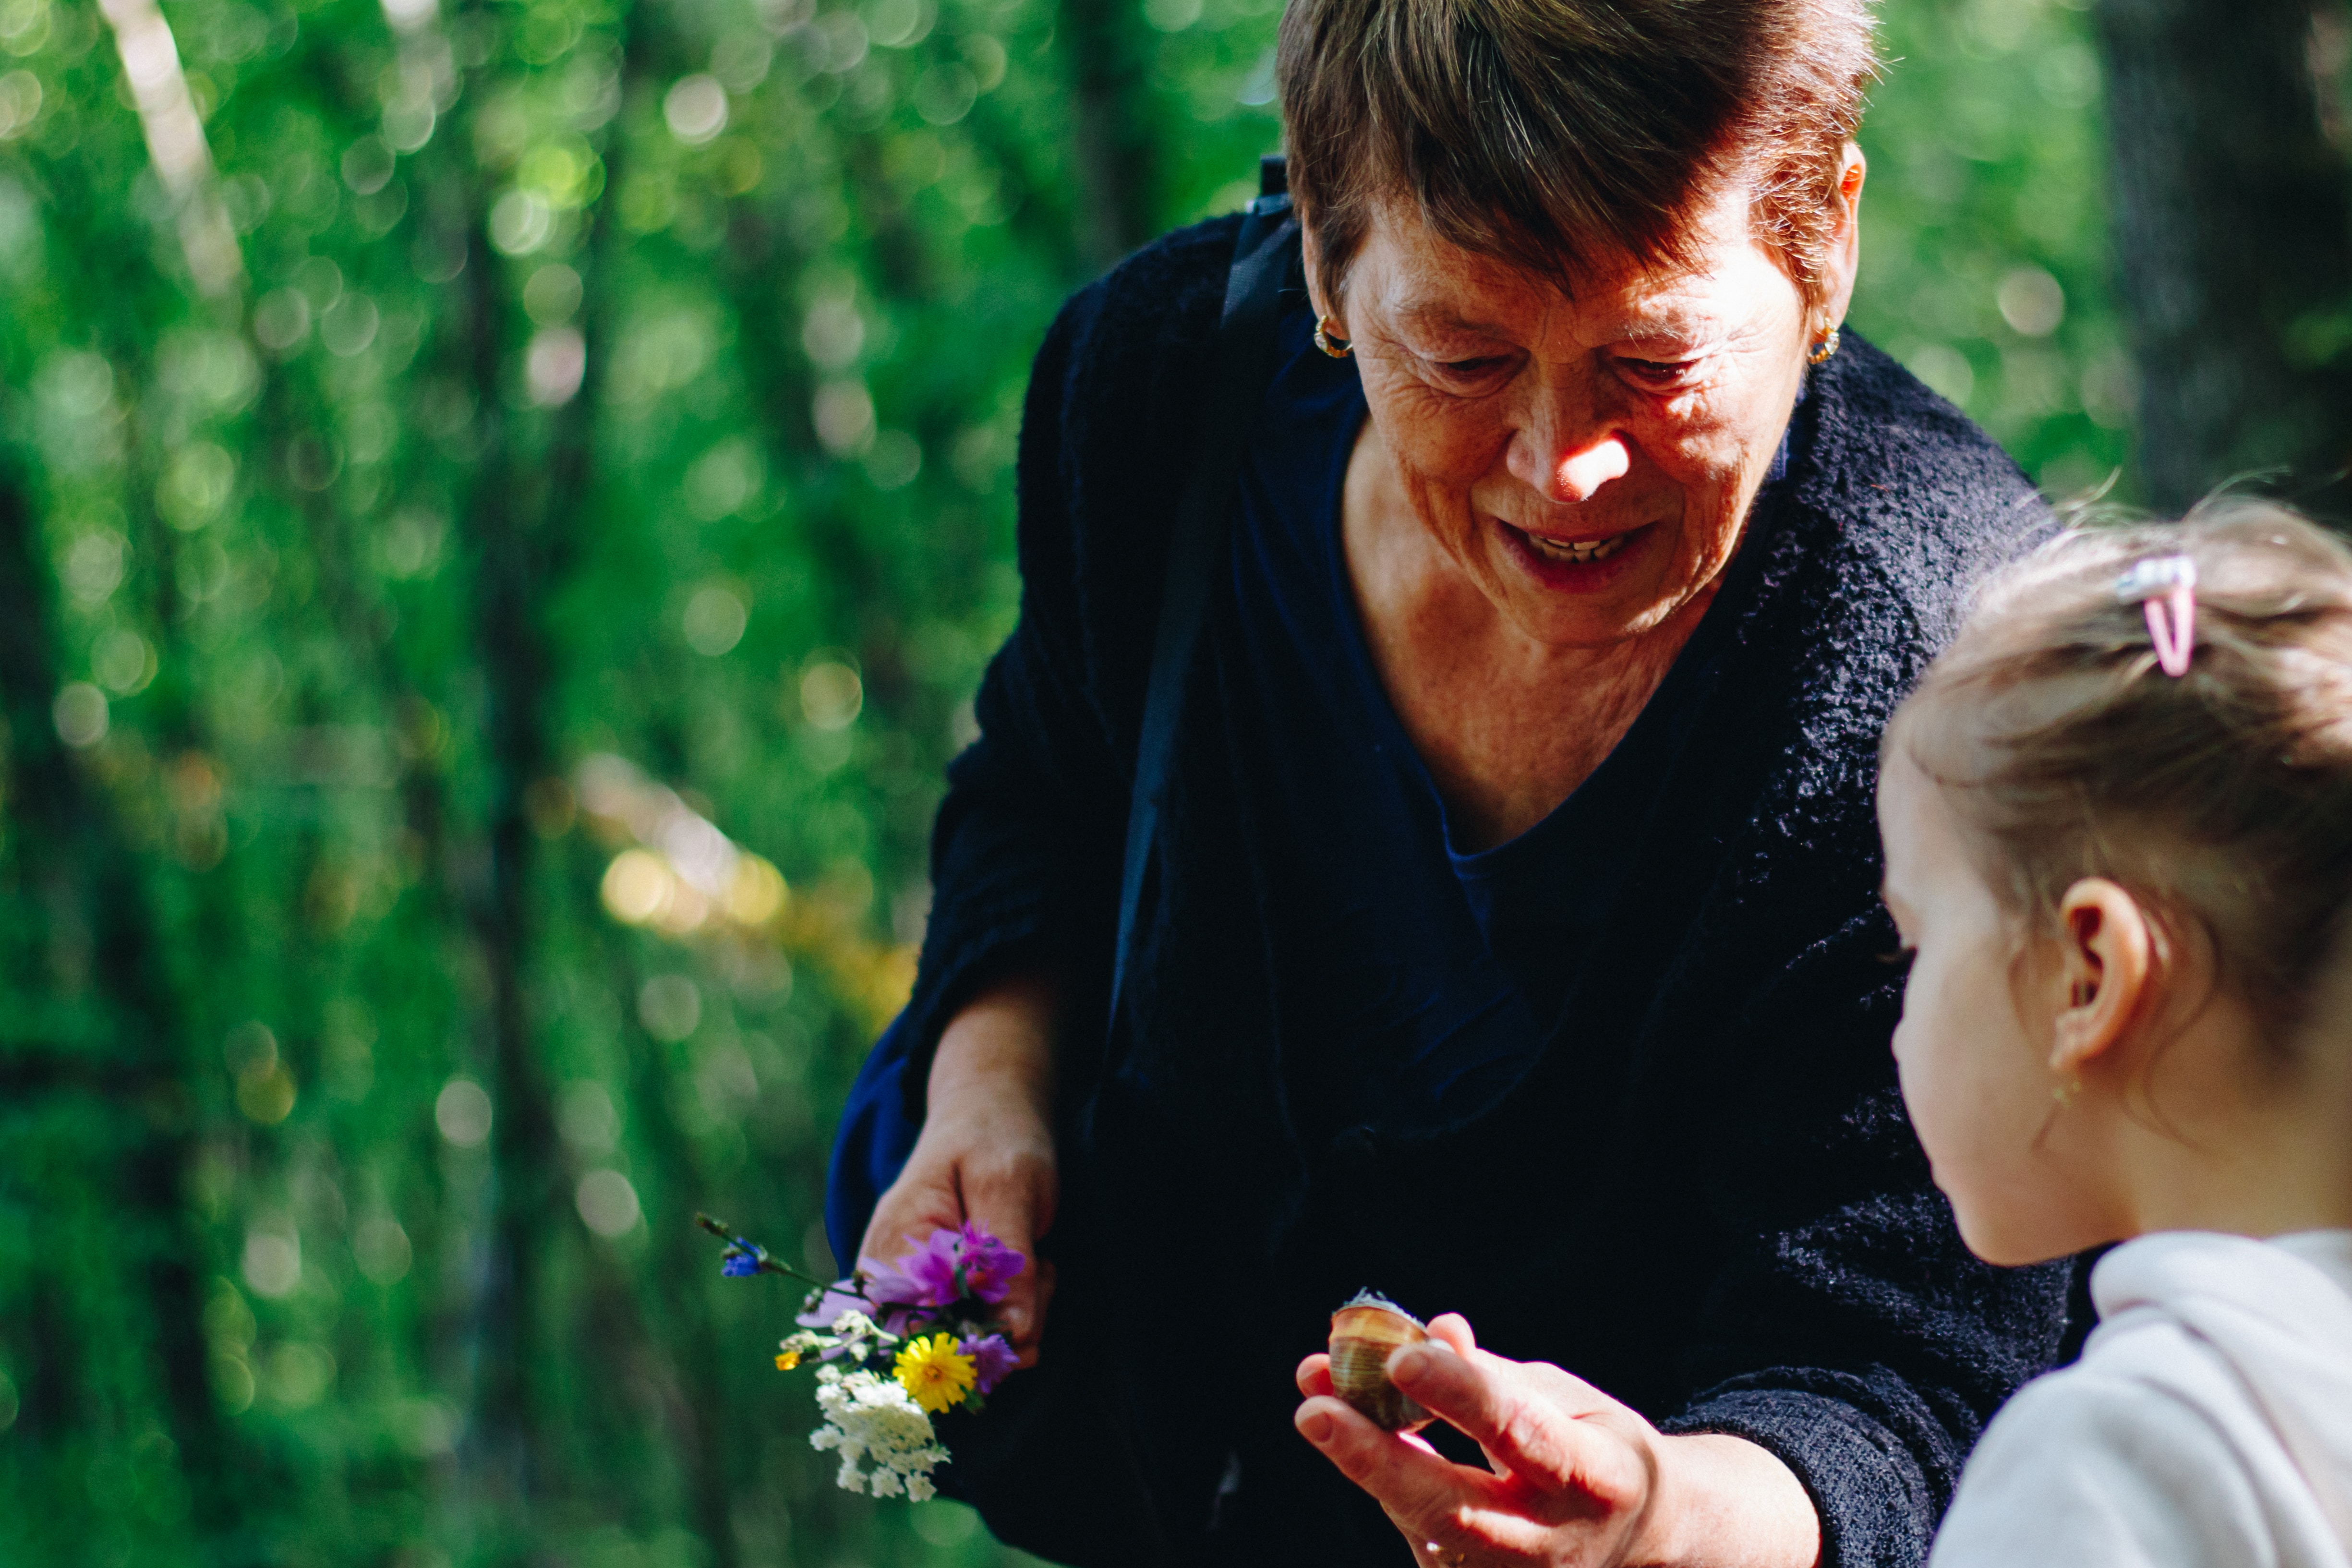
809, 1365, 948, 1500
781, 1308, 897, 1363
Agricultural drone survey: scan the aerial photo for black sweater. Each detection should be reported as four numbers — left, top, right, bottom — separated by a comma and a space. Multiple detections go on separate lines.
877, 215, 2075, 1568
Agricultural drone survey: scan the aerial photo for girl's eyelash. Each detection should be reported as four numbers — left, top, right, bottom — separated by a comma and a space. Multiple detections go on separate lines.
1878, 945, 1918, 971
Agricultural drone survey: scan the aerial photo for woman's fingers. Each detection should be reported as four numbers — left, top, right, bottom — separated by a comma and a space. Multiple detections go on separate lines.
1302, 1319, 1683, 1566
1426, 1313, 1477, 1356
1296, 1397, 1551, 1561
954, 1141, 1055, 1352
1296, 1396, 1487, 1513
857, 1101, 1060, 1358
1388, 1342, 1616, 1492
859, 1163, 964, 1273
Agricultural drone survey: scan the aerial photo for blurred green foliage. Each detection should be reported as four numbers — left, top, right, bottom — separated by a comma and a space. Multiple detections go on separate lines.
0, 0, 2124, 1561
1855, 0, 2132, 500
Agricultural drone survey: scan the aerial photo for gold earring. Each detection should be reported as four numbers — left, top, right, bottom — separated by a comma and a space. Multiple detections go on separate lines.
1807, 325, 1840, 366
1314, 316, 1353, 359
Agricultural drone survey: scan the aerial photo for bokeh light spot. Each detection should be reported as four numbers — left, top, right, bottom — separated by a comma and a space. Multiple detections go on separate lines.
663, 74, 727, 144
799, 658, 863, 730
601, 849, 674, 925
53, 681, 108, 748
576, 1170, 641, 1237
683, 585, 748, 656
435, 1077, 493, 1146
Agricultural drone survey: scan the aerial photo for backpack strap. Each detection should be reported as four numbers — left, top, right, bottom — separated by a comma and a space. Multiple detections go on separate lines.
1108, 156, 1298, 1032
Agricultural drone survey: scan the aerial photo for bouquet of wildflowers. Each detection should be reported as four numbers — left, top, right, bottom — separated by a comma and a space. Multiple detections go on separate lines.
698, 1213, 1024, 1501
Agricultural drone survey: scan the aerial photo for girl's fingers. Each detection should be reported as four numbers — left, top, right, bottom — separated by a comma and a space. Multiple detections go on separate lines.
1297, 1352, 1335, 1399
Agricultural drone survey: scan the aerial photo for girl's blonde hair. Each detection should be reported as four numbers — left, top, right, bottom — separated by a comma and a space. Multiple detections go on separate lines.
1888, 501, 2352, 1043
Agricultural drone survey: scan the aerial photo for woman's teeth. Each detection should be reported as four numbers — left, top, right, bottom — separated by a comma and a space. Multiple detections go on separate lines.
1524, 531, 1628, 564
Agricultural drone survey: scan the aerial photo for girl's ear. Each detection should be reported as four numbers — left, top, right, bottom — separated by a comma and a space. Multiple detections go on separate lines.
2051, 878, 2154, 1075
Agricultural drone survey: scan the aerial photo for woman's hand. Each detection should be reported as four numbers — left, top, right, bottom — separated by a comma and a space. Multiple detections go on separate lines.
1294, 1315, 1821, 1568
858, 973, 1060, 1362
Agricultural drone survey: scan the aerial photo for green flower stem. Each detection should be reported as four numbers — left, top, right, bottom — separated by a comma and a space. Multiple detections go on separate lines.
694, 1212, 856, 1294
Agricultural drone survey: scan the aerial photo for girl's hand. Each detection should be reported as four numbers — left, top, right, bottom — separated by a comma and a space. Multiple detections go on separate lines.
858, 974, 1060, 1361
1294, 1315, 1821, 1568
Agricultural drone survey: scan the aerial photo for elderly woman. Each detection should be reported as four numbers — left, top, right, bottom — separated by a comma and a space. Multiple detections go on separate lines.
825, 0, 2074, 1562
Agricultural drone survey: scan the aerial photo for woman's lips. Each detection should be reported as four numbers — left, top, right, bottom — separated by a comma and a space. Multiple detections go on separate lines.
1496, 519, 1652, 588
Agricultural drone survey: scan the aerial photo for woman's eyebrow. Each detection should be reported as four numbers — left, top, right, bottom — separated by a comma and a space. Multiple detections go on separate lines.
1607, 309, 1719, 345
1388, 302, 1514, 336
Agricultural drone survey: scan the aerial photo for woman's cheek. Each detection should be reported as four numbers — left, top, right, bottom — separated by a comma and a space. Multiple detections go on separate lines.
1389, 396, 1501, 478
1390, 427, 1512, 531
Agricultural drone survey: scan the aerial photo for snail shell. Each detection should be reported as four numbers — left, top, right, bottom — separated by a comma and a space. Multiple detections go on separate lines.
1327, 1291, 1432, 1433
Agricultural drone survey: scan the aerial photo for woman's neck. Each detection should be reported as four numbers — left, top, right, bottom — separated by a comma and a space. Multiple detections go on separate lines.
1341, 427, 1720, 852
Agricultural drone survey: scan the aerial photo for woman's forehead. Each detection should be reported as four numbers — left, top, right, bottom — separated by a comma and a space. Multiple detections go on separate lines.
1365, 237, 1784, 342
1351, 185, 1787, 338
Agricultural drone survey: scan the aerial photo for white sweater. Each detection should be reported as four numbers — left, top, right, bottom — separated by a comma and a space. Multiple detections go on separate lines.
1930, 1230, 2352, 1568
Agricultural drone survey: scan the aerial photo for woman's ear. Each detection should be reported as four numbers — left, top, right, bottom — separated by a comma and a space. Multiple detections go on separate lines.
1301, 221, 1333, 325
2051, 877, 2153, 1076
1818, 141, 1866, 331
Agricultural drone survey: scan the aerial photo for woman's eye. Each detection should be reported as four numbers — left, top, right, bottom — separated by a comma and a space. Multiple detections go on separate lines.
1618, 357, 1698, 388
1878, 944, 1918, 975
1434, 355, 1509, 382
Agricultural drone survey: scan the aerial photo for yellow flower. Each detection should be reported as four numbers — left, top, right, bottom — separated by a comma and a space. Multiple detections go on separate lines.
775, 1350, 801, 1371
892, 1332, 977, 1414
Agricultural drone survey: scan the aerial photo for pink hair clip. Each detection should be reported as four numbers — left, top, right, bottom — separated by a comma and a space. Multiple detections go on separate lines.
2115, 555, 2198, 677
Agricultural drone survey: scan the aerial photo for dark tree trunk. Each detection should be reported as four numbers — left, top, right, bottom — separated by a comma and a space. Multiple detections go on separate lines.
2095, 0, 2352, 514
442, 7, 677, 1538
0, 469, 229, 1522
443, 51, 565, 1530
1061, 0, 1159, 270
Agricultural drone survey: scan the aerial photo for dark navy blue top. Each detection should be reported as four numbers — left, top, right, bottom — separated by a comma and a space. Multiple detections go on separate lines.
1228, 309, 1797, 1139
828, 217, 2070, 1568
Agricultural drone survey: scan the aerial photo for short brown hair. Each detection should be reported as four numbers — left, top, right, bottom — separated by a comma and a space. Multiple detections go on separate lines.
1889, 504, 2352, 1045
1278, 0, 1877, 307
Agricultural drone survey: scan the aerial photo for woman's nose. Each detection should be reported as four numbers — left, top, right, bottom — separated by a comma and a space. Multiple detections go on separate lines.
1549, 436, 1631, 502
1515, 431, 1632, 503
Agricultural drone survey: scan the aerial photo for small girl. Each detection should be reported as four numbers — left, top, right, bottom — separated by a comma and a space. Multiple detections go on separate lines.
1877, 502, 2352, 1568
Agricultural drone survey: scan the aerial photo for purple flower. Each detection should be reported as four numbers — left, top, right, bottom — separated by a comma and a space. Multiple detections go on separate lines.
721, 1252, 762, 1278
858, 1253, 941, 1308
900, 1232, 965, 1307
953, 1222, 1026, 1305
961, 1334, 1018, 1395
882, 1224, 1029, 1310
